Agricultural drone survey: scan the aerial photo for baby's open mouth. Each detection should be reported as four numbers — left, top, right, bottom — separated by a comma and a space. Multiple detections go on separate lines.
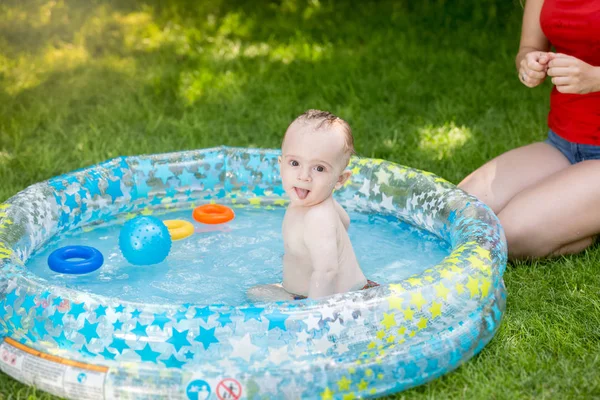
294, 187, 310, 200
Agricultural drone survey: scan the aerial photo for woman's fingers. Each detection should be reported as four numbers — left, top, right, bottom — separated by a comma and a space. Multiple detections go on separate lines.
551, 76, 570, 86
548, 58, 574, 68
518, 52, 559, 87
526, 58, 547, 72
547, 67, 571, 77
524, 51, 553, 71
555, 85, 577, 94
520, 70, 543, 87
523, 69, 546, 80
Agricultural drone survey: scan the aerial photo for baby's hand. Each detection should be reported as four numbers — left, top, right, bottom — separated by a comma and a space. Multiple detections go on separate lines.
547, 53, 600, 95
519, 51, 551, 88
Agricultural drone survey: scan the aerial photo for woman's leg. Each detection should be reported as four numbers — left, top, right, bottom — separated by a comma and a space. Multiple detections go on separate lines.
498, 160, 600, 259
458, 142, 571, 214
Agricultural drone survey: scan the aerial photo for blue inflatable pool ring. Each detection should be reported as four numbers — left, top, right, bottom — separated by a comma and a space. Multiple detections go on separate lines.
118, 216, 171, 265
47, 245, 104, 274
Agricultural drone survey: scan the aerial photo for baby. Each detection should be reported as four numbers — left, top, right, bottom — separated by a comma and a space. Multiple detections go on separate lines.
247, 110, 376, 302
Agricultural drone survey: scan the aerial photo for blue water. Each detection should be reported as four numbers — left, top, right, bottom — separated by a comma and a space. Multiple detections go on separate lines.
26, 207, 451, 306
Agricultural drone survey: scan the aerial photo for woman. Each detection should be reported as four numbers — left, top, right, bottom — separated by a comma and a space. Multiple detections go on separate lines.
459, 0, 600, 259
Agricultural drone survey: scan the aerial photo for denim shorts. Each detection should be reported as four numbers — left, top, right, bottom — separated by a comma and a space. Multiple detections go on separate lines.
544, 130, 600, 164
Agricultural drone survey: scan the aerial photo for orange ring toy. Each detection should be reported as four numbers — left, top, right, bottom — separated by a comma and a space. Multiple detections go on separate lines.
193, 204, 235, 225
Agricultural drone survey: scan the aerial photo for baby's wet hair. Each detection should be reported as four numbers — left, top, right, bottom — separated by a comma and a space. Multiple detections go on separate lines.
286, 109, 356, 163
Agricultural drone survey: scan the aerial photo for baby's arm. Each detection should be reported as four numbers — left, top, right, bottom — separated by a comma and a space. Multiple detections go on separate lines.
304, 208, 339, 299
334, 200, 350, 231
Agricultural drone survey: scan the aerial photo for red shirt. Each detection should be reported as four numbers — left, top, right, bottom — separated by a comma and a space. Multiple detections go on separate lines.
540, 0, 600, 144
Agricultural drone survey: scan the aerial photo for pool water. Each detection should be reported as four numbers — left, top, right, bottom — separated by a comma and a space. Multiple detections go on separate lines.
26, 207, 451, 306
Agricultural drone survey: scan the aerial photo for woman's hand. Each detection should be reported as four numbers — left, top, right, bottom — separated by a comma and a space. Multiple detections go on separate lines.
519, 51, 551, 88
547, 53, 600, 94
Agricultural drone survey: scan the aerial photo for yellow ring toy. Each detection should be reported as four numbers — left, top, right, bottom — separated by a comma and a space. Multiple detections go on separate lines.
163, 220, 194, 241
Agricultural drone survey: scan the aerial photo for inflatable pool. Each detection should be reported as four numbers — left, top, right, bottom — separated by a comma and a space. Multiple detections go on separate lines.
0, 146, 506, 399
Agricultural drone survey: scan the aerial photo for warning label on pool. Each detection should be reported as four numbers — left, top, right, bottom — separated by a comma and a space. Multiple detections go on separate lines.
0, 337, 107, 400
216, 378, 243, 400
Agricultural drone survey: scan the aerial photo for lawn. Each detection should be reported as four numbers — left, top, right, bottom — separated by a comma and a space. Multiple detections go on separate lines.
1, 0, 599, 399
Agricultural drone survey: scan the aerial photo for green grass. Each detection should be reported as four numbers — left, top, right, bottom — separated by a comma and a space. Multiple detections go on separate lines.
1, 0, 599, 398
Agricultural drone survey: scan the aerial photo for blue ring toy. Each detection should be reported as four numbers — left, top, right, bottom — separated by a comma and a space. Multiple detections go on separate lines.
47, 245, 104, 274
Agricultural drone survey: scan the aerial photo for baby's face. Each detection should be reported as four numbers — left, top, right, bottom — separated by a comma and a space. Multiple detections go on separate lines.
280, 122, 350, 207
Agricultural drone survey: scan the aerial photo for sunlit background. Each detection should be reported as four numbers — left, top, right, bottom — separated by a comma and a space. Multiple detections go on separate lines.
0, 0, 547, 202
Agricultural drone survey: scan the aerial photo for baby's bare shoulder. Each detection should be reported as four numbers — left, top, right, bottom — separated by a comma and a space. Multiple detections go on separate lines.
304, 202, 337, 226
303, 204, 339, 246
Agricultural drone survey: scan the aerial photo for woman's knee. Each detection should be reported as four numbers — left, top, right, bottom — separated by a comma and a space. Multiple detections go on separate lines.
500, 212, 595, 259
499, 212, 552, 259
458, 168, 502, 213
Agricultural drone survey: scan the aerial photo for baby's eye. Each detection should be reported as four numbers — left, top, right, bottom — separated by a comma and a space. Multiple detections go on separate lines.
315, 165, 325, 172
290, 160, 299, 167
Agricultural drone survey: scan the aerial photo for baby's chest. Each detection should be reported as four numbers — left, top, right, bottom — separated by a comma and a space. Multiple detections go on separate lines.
282, 215, 308, 254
